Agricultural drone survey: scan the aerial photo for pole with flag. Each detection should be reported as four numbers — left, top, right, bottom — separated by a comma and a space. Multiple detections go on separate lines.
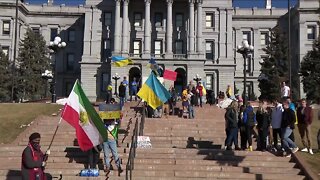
61, 80, 108, 151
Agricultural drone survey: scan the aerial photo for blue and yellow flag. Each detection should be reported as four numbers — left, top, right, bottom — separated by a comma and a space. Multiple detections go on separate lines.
137, 72, 171, 109
112, 56, 133, 67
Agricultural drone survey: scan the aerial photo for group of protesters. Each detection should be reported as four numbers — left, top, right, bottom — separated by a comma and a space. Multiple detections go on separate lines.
224, 82, 315, 157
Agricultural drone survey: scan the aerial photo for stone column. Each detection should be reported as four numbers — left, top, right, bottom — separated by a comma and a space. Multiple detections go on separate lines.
143, 0, 151, 58
114, 0, 121, 54
122, 0, 129, 54
188, 0, 195, 54
218, 8, 226, 60
226, 9, 233, 61
165, 0, 173, 58
196, 0, 203, 55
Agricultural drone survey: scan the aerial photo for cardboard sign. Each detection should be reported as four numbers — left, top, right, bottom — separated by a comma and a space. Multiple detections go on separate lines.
98, 111, 121, 119
137, 136, 152, 148
98, 103, 121, 120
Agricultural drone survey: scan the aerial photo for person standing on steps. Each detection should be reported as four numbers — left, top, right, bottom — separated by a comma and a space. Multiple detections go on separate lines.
21, 132, 51, 180
122, 76, 129, 102
130, 77, 138, 101
238, 105, 247, 150
118, 82, 126, 110
281, 101, 299, 157
297, 99, 313, 154
256, 101, 271, 152
271, 99, 284, 152
225, 100, 241, 150
243, 102, 256, 151
102, 119, 123, 176
196, 82, 204, 107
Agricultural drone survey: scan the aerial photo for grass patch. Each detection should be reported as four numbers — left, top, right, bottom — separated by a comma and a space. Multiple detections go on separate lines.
0, 103, 62, 144
293, 108, 320, 177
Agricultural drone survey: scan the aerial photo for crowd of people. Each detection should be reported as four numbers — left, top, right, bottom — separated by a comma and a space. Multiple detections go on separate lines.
224, 96, 314, 157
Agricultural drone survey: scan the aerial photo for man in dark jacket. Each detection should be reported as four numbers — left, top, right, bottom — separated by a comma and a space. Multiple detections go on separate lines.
21, 132, 49, 180
281, 101, 299, 157
118, 82, 126, 109
297, 99, 313, 154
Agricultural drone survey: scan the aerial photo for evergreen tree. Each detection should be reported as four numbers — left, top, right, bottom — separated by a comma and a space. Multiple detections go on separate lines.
300, 38, 320, 102
17, 29, 50, 100
258, 26, 288, 101
0, 49, 11, 102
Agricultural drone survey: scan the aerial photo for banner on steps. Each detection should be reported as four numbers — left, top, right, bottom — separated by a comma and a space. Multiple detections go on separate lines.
137, 136, 152, 148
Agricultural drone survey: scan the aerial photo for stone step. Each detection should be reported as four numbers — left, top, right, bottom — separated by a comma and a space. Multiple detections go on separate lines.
131, 170, 304, 179
133, 164, 301, 174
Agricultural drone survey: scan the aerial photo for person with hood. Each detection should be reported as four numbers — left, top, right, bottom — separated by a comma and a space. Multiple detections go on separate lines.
243, 103, 256, 151
21, 132, 50, 180
238, 105, 247, 150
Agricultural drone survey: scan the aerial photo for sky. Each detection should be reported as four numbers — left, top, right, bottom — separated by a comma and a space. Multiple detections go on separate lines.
25, 0, 298, 8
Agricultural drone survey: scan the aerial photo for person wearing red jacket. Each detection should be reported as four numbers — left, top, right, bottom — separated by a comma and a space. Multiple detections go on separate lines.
196, 82, 203, 107
297, 99, 313, 154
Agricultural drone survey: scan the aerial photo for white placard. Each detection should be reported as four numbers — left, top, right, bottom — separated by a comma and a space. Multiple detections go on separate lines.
137, 136, 152, 148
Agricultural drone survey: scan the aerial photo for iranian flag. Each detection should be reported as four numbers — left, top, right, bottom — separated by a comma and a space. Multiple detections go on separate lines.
61, 80, 107, 151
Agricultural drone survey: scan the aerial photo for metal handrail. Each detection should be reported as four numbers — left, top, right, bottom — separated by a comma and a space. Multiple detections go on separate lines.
125, 117, 139, 180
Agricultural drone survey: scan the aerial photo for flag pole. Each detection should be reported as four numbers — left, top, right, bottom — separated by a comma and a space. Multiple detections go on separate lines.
47, 117, 63, 151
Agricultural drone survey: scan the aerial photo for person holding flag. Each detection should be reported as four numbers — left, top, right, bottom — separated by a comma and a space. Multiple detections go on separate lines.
102, 118, 122, 175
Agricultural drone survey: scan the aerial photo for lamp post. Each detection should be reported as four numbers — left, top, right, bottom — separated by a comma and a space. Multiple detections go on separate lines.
193, 74, 202, 85
237, 40, 254, 106
49, 36, 66, 103
112, 73, 121, 96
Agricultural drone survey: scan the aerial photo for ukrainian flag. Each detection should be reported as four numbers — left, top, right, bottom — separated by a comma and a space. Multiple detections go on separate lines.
112, 56, 133, 67
137, 72, 171, 109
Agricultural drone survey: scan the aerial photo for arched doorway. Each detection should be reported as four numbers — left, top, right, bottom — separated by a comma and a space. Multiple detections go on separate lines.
129, 67, 142, 94
174, 68, 187, 96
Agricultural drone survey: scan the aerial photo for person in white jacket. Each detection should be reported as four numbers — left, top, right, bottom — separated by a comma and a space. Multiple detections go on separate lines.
271, 100, 284, 151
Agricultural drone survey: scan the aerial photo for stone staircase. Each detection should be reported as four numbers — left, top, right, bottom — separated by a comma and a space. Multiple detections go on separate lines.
0, 102, 306, 180
130, 104, 306, 180
0, 101, 140, 180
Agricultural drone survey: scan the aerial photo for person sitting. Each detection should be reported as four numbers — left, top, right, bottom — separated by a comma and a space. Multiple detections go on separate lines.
21, 132, 50, 180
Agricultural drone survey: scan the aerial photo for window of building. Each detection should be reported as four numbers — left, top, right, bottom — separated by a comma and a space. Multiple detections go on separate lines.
50, 28, 58, 41
205, 13, 214, 28
260, 32, 269, 46
175, 40, 183, 54
307, 26, 316, 40
242, 31, 251, 45
154, 40, 162, 56
2, 46, 9, 56
176, 13, 183, 28
104, 12, 112, 27
67, 54, 74, 71
154, 13, 163, 27
68, 30, 75, 42
134, 13, 142, 27
246, 81, 254, 100
32, 27, 40, 34
206, 74, 213, 90
104, 39, 111, 59
133, 40, 141, 56
205, 41, 214, 60
246, 54, 252, 73
2, 21, 10, 35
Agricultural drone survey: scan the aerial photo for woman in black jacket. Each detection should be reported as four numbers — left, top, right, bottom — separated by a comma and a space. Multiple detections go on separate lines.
256, 101, 271, 151
225, 101, 241, 150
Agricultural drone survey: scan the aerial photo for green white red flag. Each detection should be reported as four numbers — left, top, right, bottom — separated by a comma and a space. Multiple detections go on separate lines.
61, 80, 107, 151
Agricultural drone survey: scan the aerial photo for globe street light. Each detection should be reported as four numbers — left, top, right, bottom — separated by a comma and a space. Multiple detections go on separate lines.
193, 74, 202, 85
112, 73, 121, 96
49, 36, 66, 103
237, 40, 254, 106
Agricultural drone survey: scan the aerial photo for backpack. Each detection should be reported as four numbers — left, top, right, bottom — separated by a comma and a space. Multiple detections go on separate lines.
247, 111, 255, 126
